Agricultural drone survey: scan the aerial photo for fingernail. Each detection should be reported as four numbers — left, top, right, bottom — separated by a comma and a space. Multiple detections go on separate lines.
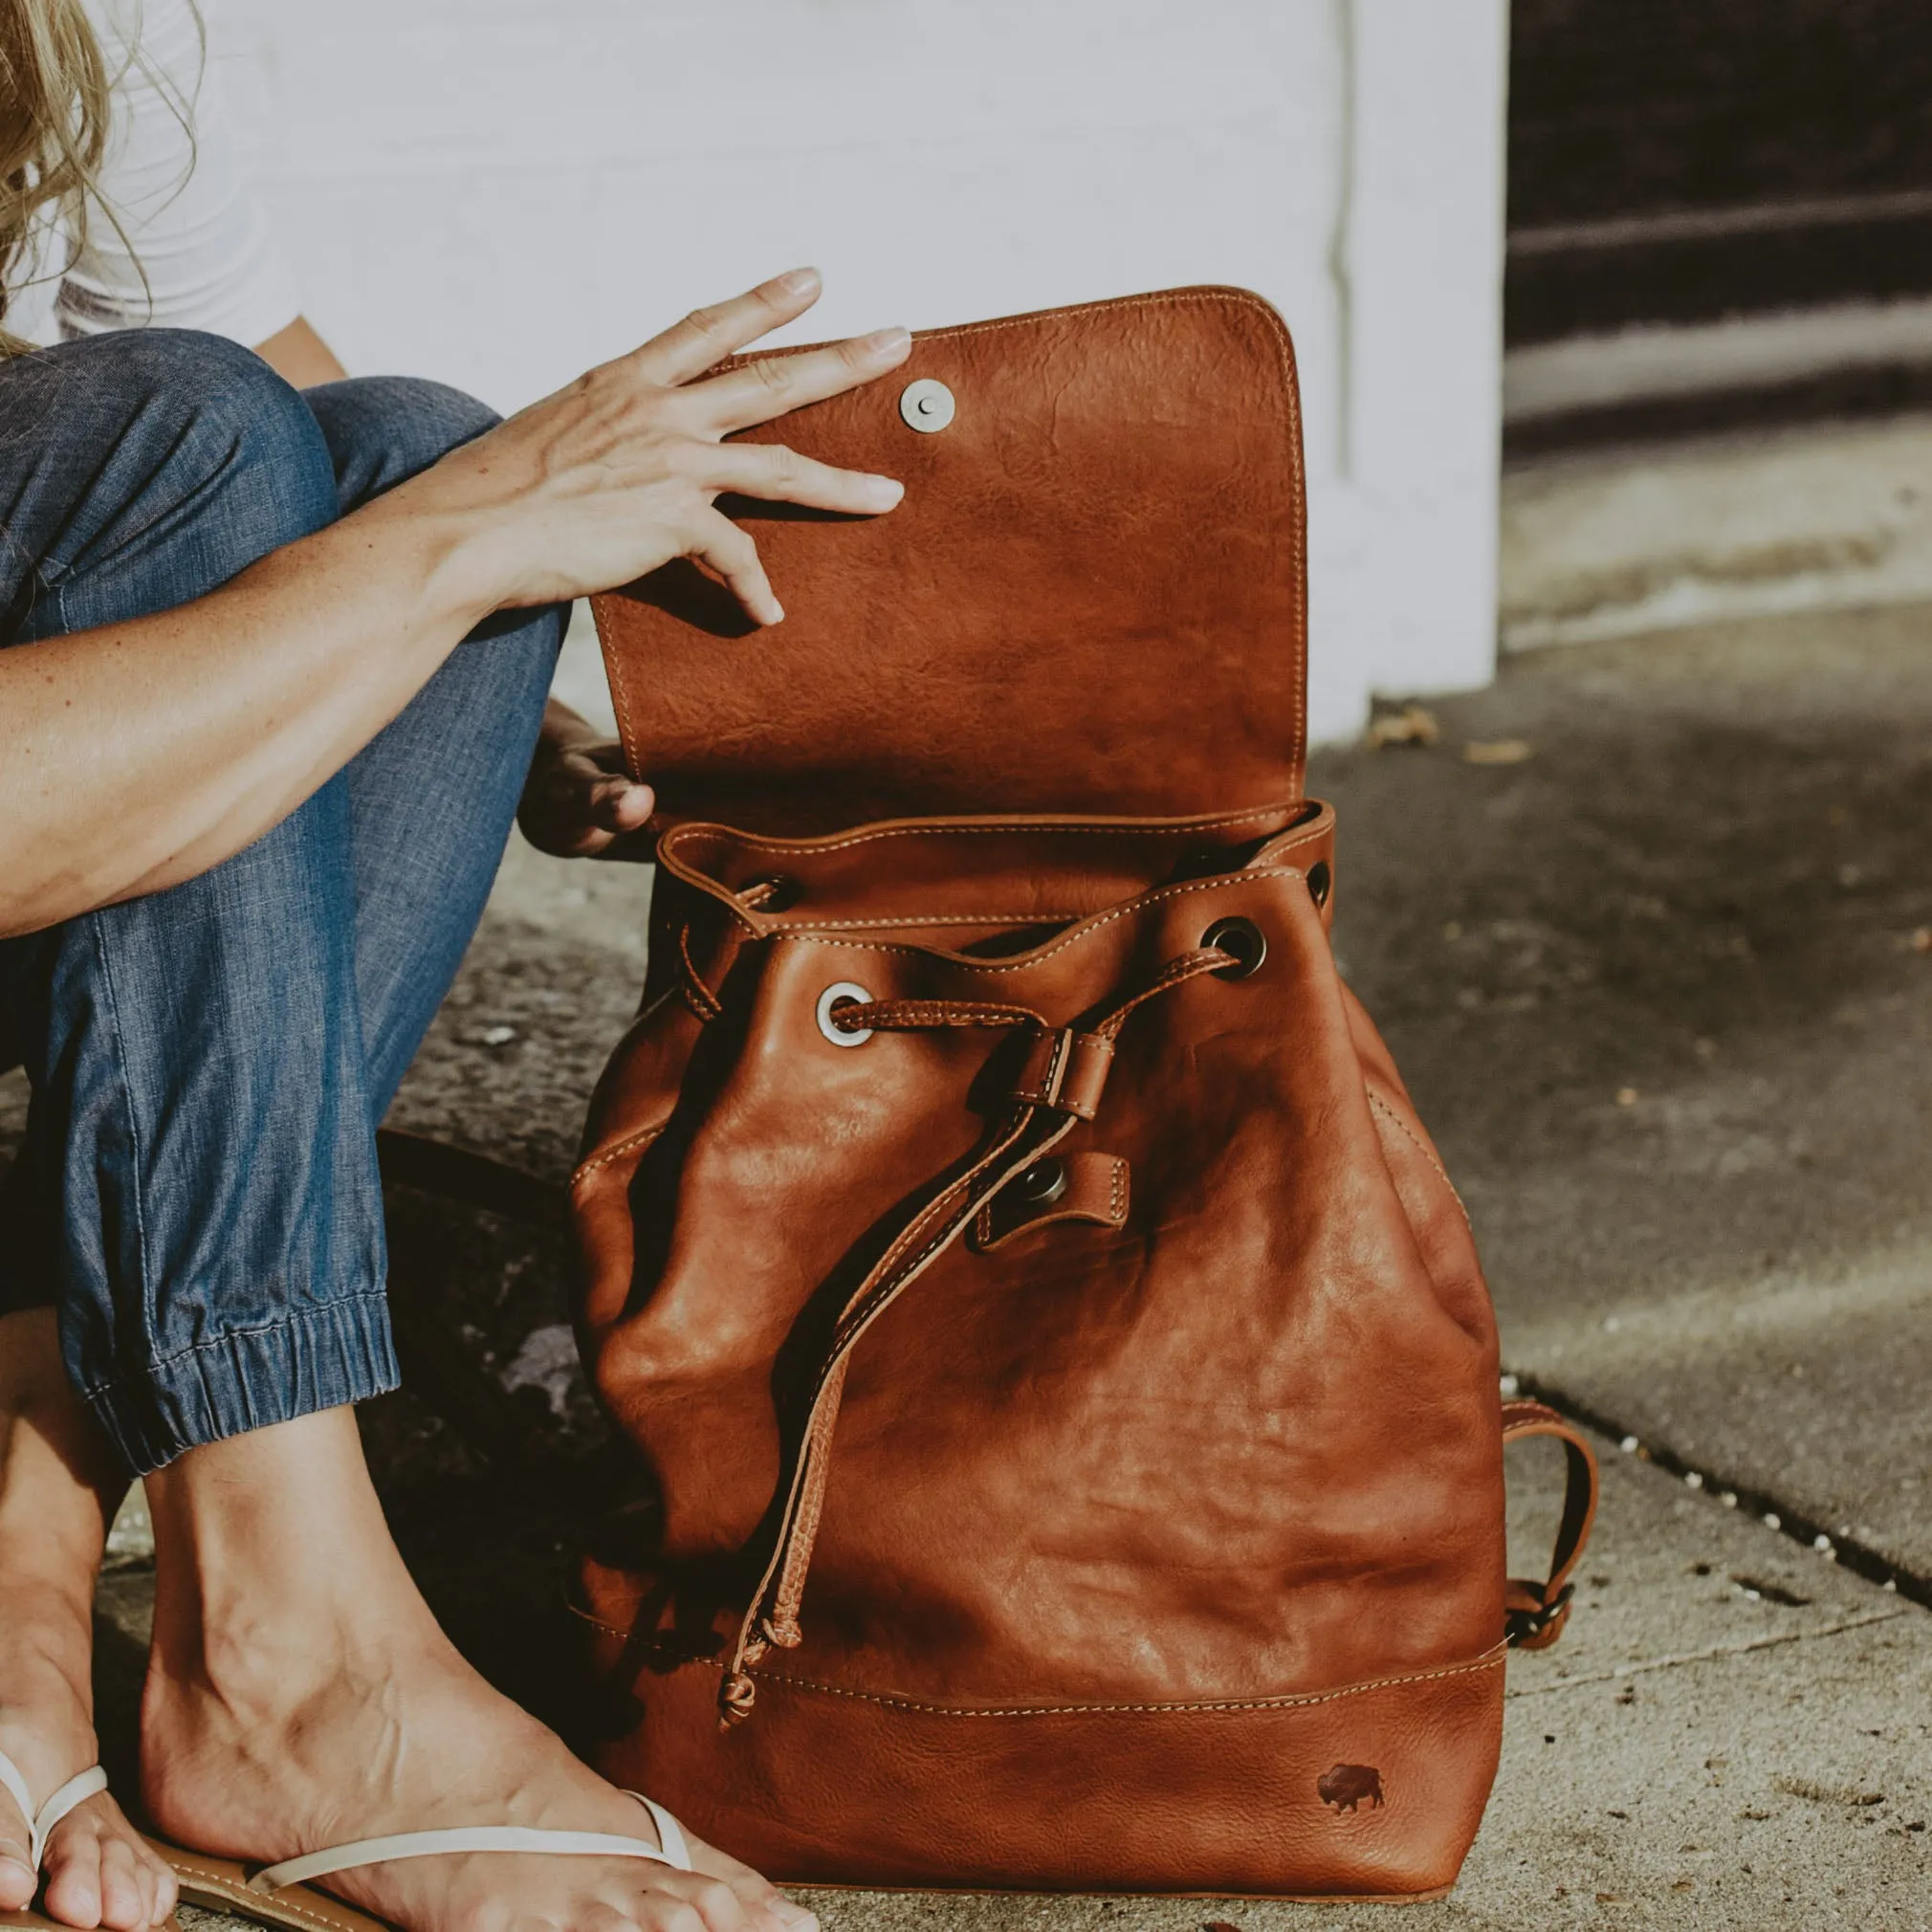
865, 474, 905, 508
778, 267, 821, 295
865, 326, 911, 356
765, 601, 785, 626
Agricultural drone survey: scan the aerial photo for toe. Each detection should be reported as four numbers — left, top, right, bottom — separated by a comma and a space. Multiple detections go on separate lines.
721, 1866, 806, 1932
680, 1834, 802, 1932
724, 1877, 801, 1932
144, 1843, 179, 1928
685, 1875, 756, 1932
581, 1903, 642, 1932
94, 1835, 146, 1931
637, 1900, 708, 1932
0, 1851, 37, 1912
42, 1826, 105, 1930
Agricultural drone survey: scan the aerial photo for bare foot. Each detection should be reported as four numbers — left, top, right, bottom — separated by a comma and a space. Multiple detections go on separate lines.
0, 1310, 179, 1931
142, 1409, 815, 1932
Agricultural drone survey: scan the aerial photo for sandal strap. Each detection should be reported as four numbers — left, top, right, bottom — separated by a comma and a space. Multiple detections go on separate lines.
0, 1748, 109, 1869
249, 1795, 692, 1895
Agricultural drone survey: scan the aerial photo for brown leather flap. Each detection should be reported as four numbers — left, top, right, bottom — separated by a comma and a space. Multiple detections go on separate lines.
591, 286, 1307, 834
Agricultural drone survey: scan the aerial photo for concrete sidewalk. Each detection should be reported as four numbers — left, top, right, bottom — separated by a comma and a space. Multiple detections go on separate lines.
10, 593, 1924, 1929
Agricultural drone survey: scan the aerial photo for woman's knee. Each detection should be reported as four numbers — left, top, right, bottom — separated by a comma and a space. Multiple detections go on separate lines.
60, 330, 332, 502
8, 330, 339, 635
301, 376, 500, 513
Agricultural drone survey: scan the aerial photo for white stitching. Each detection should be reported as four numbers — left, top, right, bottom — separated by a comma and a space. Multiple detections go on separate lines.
770, 872, 1300, 973
569, 1123, 668, 1192
1367, 1088, 1473, 1232
663, 804, 1304, 862
604, 1646, 1510, 1718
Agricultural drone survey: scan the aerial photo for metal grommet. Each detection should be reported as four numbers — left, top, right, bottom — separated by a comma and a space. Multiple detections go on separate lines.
1015, 1158, 1067, 1206
1201, 915, 1267, 979
899, 378, 955, 433
816, 980, 875, 1046
1306, 860, 1331, 909
741, 873, 800, 912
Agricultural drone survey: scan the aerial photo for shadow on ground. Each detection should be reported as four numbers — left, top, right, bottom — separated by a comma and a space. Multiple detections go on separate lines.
1313, 603, 1932, 1578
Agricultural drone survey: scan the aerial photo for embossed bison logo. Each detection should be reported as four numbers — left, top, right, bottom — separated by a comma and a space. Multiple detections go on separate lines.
1318, 1764, 1385, 1812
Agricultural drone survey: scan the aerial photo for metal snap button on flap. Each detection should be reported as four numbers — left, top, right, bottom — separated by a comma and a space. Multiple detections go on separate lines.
899, 378, 955, 433
1015, 1158, 1067, 1206
816, 981, 875, 1046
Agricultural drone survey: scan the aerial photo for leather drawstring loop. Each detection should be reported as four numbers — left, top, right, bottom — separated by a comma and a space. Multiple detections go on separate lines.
715, 941, 1239, 1727
829, 997, 1046, 1035
677, 922, 725, 1022
826, 945, 1232, 1047
680, 879, 794, 1025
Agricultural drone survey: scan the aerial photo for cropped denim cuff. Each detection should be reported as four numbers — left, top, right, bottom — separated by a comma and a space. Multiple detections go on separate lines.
81, 1288, 400, 1475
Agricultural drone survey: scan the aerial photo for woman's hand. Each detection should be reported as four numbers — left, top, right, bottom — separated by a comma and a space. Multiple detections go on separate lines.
518, 699, 654, 859
386, 267, 911, 626
0, 270, 900, 934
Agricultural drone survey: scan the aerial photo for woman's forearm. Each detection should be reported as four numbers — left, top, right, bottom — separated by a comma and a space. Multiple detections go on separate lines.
0, 493, 495, 937
1, 271, 911, 939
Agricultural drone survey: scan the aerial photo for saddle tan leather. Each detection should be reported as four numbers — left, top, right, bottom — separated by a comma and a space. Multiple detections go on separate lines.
576, 287, 1595, 1899
591, 288, 1306, 832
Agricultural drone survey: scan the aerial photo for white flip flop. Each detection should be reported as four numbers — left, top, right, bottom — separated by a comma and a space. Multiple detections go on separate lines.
0, 1747, 123, 1931
156, 1793, 692, 1932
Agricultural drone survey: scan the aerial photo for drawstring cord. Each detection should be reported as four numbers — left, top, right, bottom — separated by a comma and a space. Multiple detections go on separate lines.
714, 941, 1237, 1726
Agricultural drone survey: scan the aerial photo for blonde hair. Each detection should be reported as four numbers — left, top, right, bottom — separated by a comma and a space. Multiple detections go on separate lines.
0, 0, 114, 356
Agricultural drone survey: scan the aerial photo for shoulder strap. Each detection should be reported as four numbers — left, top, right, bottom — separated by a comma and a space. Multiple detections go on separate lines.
1502, 1398, 1599, 1651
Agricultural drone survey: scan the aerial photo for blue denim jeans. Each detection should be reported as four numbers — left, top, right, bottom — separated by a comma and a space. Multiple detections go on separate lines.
0, 330, 562, 1473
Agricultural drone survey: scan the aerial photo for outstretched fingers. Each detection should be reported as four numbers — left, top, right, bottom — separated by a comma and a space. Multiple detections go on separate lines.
633, 271, 828, 386
702, 442, 903, 516
686, 508, 784, 627
693, 329, 913, 435
676, 421, 905, 626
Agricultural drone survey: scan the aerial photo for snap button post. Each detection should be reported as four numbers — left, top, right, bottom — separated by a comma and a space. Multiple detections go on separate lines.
1015, 1158, 1068, 1206
899, 378, 955, 433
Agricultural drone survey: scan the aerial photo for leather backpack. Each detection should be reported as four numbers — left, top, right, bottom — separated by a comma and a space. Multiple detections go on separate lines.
570, 288, 1598, 1901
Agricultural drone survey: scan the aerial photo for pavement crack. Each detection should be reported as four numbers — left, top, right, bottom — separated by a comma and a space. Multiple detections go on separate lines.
1505, 1606, 1907, 1699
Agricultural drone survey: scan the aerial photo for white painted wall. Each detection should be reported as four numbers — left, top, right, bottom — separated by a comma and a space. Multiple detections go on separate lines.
210, 0, 1508, 743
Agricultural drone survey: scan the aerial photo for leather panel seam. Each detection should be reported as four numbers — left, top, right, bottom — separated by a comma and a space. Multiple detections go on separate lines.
1366, 1089, 1473, 1233
663, 803, 1306, 863
770, 871, 1302, 972
742, 1646, 1507, 1718
569, 1123, 669, 1194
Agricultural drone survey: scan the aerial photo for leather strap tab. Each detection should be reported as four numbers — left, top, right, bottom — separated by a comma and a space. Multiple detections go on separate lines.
1502, 1399, 1599, 1651
1011, 1028, 1115, 1119
972, 1153, 1131, 1251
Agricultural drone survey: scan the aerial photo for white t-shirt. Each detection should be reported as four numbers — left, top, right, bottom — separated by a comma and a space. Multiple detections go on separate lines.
9, 0, 298, 349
